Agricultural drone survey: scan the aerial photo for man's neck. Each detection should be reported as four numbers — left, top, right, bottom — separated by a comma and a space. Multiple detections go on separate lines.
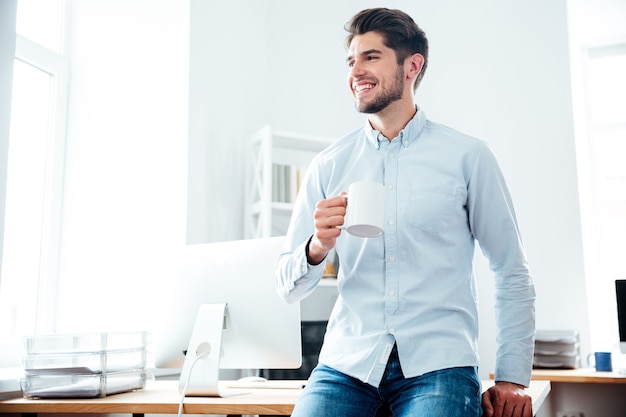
367, 100, 417, 141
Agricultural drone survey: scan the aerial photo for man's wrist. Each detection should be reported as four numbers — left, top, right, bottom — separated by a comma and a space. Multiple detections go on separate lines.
495, 380, 526, 389
305, 236, 328, 265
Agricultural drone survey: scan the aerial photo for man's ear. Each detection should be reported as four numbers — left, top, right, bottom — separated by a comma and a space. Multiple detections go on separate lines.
406, 53, 425, 81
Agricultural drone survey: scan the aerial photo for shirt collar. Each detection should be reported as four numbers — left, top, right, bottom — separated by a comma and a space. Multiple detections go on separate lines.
364, 107, 427, 149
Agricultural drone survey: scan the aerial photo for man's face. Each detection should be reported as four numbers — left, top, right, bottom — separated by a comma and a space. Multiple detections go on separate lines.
346, 31, 405, 114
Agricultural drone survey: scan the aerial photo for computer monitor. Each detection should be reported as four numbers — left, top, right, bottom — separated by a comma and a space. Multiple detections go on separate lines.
616, 280, 626, 354
149, 236, 301, 396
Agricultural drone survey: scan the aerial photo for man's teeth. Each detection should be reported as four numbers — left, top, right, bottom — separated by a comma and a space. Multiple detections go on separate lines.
355, 84, 374, 92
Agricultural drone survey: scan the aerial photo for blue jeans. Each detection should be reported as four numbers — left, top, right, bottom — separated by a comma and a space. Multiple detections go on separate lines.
291, 345, 482, 417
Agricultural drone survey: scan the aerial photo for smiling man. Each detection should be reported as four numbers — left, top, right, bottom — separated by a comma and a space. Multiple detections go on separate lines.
276, 8, 536, 417
348, 36, 406, 115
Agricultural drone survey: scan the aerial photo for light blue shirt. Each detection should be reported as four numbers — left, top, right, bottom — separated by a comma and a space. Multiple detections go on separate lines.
276, 108, 535, 388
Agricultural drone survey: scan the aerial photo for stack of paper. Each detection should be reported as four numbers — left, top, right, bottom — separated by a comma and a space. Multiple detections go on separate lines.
533, 329, 580, 369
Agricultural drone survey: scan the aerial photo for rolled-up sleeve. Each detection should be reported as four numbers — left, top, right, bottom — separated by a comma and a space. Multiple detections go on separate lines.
276, 237, 325, 303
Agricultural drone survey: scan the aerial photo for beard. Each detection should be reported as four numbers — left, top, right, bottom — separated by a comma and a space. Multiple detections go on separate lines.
355, 65, 405, 114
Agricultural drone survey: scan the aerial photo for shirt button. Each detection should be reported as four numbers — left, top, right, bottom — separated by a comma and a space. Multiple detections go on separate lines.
387, 184, 394, 191
388, 290, 395, 297
388, 219, 394, 225
389, 256, 396, 263
389, 328, 396, 334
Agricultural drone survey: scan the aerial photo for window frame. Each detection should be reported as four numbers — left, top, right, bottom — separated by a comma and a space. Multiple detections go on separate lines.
0, 3, 69, 366
578, 42, 626, 350
13, 33, 69, 334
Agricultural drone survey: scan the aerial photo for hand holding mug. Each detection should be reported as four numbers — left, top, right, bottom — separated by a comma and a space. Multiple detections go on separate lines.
308, 181, 386, 264
308, 194, 348, 264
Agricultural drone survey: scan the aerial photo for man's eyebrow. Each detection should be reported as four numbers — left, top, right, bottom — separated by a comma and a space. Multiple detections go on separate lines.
346, 48, 383, 62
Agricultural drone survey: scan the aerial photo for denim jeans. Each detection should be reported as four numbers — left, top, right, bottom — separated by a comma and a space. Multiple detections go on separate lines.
291, 345, 482, 417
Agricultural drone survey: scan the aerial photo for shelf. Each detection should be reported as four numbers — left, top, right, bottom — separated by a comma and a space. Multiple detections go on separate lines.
245, 125, 333, 238
272, 202, 294, 214
252, 127, 333, 152
248, 201, 294, 216
319, 278, 338, 287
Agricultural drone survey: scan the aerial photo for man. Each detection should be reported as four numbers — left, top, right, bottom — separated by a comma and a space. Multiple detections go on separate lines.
275, 8, 535, 417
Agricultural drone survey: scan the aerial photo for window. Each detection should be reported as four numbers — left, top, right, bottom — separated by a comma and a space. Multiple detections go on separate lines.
580, 44, 626, 349
0, 0, 68, 360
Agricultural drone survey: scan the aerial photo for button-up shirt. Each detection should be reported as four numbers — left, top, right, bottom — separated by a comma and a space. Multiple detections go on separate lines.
275, 108, 535, 388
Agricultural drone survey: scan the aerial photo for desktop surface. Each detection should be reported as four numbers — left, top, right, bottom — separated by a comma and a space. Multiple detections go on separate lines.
0, 380, 302, 415
0, 379, 551, 416
531, 367, 626, 383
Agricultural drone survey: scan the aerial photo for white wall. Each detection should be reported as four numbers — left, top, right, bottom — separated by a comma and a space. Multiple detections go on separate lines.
186, 0, 269, 244
52, 0, 589, 383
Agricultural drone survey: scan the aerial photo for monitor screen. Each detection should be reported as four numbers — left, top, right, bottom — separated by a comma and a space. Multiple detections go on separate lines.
616, 280, 626, 353
149, 236, 301, 378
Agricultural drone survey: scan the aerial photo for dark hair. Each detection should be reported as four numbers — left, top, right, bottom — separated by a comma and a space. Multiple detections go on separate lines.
345, 8, 429, 90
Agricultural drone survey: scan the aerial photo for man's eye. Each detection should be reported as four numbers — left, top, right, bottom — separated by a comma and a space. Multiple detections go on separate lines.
367, 56, 379, 61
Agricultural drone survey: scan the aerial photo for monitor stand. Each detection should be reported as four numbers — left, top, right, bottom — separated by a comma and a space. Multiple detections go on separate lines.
178, 303, 249, 397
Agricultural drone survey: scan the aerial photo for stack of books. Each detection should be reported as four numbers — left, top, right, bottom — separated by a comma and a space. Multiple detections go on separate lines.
272, 163, 306, 204
19, 331, 150, 398
533, 329, 580, 369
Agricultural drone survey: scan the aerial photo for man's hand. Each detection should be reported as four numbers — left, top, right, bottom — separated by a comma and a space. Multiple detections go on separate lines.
482, 381, 532, 417
307, 193, 347, 265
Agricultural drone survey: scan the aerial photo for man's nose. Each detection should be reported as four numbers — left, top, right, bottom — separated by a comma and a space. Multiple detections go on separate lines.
350, 60, 365, 77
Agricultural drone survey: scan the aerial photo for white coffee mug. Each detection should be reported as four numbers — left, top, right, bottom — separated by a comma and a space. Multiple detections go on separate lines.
342, 181, 386, 238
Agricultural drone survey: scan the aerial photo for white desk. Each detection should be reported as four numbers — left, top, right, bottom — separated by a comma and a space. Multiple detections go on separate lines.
0, 379, 551, 416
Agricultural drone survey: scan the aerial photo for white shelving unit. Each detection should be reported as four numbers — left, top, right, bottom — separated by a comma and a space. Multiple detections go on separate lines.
245, 125, 333, 239
245, 127, 339, 371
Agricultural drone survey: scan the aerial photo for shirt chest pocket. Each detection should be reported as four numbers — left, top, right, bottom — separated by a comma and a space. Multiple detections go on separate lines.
404, 185, 458, 234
